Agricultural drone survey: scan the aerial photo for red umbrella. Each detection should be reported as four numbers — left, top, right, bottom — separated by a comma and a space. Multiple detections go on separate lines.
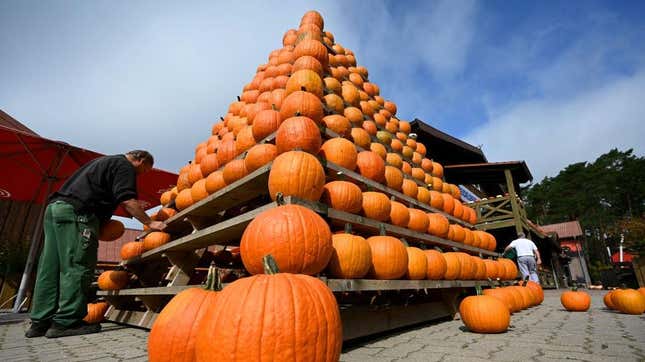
0, 124, 178, 311
0, 125, 177, 214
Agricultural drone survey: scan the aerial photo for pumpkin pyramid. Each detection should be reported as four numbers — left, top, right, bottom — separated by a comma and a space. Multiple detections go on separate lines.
112, 10, 507, 285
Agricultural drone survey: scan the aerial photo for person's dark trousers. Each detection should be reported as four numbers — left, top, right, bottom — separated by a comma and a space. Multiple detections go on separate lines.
30, 201, 99, 328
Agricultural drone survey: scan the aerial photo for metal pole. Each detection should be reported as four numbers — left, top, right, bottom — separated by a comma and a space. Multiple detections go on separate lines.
13, 146, 69, 312
12, 182, 51, 312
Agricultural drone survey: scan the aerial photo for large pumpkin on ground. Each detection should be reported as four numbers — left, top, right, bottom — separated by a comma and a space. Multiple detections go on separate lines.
149, 267, 221, 362
459, 294, 510, 333
83, 302, 109, 324
195, 256, 342, 362
560, 289, 591, 311
268, 151, 325, 202
611, 289, 645, 315
327, 233, 372, 279
240, 204, 332, 275
366, 236, 408, 280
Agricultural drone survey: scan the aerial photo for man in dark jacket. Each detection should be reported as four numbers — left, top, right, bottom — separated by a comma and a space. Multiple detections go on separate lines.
25, 150, 166, 338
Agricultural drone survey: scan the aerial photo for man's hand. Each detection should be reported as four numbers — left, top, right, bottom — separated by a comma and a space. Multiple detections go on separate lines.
537, 258, 542, 265
147, 221, 166, 231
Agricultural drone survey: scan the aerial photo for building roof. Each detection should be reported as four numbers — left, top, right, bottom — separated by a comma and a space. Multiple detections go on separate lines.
410, 119, 487, 165
443, 161, 533, 196
98, 228, 142, 263
540, 221, 583, 239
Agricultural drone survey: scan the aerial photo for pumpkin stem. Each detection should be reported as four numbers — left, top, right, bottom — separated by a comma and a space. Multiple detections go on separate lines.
204, 263, 222, 291
378, 223, 387, 236
271, 103, 277, 111
344, 223, 352, 234
263, 255, 280, 275
300, 86, 307, 92
275, 192, 285, 205
237, 96, 241, 101
220, 116, 224, 121
475, 285, 483, 296
487, 277, 496, 289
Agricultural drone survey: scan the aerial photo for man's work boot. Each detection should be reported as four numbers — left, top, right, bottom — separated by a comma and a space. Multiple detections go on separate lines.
25, 321, 51, 338
45, 321, 101, 338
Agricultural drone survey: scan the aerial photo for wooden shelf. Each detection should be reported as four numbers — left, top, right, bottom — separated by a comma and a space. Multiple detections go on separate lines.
124, 201, 278, 265
286, 197, 497, 256
324, 162, 474, 228
97, 278, 508, 298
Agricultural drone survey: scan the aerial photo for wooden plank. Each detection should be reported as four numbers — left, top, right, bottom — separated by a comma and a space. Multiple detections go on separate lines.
136, 162, 273, 239
325, 162, 474, 228
475, 219, 516, 231
124, 201, 278, 265
285, 197, 498, 256
105, 306, 156, 329
97, 278, 513, 299
327, 279, 488, 292
340, 302, 453, 341
99, 285, 192, 296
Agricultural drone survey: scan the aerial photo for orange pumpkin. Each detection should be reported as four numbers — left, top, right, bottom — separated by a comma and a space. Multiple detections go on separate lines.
276, 116, 322, 154
407, 208, 429, 232
99, 220, 125, 241
244, 144, 278, 172
322, 115, 351, 136
366, 236, 408, 279
240, 205, 332, 275
97, 270, 129, 290
143, 232, 171, 251
327, 233, 372, 279
204, 171, 227, 194
319, 137, 358, 170
612, 289, 645, 315
320, 181, 363, 213
384, 166, 404, 191
424, 250, 447, 280
280, 90, 324, 124
195, 256, 342, 362
427, 213, 450, 238
252, 109, 281, 141
120, 241, 144, 260
405, 247, 428, 280
459, 294, 510, 333
389, 201, 410, 227
285, 69, 324, 97
83, 302, 109, 324
443, 252, 461, 280
356, 151, 386, 183
561, 289, 591, 312
268, 151, 325, 201
149, 266, 222, 362
361, 192, 391, 221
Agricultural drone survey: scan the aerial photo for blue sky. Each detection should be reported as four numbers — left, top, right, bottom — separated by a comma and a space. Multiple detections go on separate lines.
1, 0, 644, 185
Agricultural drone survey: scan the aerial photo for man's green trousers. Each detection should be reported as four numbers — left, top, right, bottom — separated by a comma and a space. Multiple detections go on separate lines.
30, 201, 99, 327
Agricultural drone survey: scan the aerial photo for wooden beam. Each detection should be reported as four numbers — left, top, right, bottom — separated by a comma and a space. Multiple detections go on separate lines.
504, 169, 524, 236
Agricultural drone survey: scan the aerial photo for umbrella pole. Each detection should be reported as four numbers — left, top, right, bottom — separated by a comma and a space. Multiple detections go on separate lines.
12, 179, 52, 313
12, 145, 69, 313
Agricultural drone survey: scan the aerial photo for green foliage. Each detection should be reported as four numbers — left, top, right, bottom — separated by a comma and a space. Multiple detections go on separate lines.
523, 148, 645, 263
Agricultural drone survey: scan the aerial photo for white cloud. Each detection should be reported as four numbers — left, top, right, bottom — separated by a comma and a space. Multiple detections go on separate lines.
465, 70, 645, 182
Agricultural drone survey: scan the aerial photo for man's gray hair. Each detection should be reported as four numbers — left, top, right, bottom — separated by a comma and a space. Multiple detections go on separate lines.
518, 232, 526, 238
127, 150, 154, 166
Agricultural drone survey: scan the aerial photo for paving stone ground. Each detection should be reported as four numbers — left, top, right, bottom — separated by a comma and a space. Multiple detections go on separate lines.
1, 290, 643, 361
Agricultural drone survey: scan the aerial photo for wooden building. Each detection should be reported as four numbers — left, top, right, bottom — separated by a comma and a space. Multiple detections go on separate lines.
411, 119, 564, 288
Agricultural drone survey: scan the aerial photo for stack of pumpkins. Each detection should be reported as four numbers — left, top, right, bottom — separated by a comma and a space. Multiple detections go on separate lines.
128, 9, 501, 279
603, 288, 645, 315
459, 279, 544, 334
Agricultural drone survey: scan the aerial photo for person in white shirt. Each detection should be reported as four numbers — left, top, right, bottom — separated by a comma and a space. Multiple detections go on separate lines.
504, 233, 542, 283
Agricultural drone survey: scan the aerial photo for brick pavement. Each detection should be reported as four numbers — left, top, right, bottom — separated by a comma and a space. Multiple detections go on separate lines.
0, 290, 643, 361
